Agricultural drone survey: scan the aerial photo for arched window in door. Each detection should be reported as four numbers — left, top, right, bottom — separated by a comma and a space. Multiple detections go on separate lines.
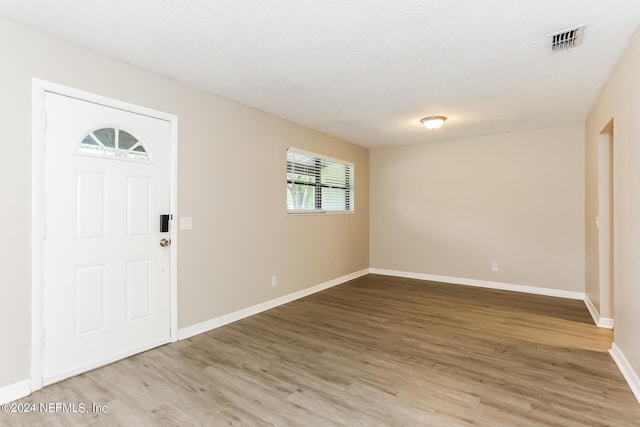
79, 127, 150, 161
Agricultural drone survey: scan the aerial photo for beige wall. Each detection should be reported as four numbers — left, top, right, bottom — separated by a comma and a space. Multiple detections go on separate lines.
0, 18, 369, 389
370, 125, 585, 292
586, 25, 640, 377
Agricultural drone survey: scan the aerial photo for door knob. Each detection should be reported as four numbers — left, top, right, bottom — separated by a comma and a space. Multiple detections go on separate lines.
160, 238, 171, 247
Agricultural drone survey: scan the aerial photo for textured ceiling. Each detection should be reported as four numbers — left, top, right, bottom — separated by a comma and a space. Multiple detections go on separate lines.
1, 0, 640, 147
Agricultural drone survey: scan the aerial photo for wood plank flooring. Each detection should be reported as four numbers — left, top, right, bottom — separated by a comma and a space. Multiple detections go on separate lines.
3, 274, 640, 426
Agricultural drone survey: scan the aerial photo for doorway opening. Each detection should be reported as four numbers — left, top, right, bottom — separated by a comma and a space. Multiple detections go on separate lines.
597, 120, 614, 328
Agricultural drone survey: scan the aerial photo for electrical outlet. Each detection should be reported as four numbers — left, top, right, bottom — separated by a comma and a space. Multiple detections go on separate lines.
271, 275, 278, 286
492, 262, 499, 272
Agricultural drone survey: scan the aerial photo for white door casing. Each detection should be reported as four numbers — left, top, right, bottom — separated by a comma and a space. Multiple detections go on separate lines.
31, 80, 178, 390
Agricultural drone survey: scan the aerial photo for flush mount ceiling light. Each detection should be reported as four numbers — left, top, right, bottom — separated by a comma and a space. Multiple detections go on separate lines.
420, 116, 447, 130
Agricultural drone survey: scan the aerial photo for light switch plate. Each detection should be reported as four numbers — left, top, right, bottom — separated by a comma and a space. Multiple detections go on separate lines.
180, 217, 193, 230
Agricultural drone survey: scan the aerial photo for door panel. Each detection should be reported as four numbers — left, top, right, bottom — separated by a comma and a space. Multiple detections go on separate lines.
74, 171, 106, 240
126, 176, 151, 237
73, 264, 106, 336
43, 92, 172, 384
126, 259, 152, 322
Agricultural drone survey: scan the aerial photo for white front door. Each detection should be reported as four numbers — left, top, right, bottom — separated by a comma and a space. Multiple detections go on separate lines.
42, 91, 172, 385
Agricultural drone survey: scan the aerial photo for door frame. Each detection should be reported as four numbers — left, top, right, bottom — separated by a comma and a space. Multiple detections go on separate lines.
30, 79, 179, 392
597, 121, 615, 328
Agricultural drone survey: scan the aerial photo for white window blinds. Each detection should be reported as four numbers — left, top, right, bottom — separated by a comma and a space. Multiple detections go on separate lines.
287, 148, 354, 213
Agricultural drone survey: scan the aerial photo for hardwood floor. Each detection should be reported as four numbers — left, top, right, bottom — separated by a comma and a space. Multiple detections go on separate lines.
4, 274, 640, 426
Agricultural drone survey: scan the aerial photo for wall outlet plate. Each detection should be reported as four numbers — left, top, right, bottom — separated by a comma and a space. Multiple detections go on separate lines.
179, 217, 193, 230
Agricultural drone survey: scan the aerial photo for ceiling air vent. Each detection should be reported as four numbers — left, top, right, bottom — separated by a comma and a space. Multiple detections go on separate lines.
549, 25, 585, 52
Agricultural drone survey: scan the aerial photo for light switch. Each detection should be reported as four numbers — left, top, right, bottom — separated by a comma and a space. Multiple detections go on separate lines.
180, 217, 193, 230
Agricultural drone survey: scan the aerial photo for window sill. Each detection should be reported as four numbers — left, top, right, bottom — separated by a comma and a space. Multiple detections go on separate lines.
287, 209, 354, 216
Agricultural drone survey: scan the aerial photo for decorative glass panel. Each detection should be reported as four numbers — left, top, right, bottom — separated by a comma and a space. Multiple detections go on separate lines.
79, 135, 102, 154
118, 130, 138, 150
77, 127, 150, 161
93, 128, 116, 148
81, 135, 99, 147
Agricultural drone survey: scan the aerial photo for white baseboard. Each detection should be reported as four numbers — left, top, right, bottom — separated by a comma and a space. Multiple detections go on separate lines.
178, 269, 369, 340
583, 295, 615, 329
369, 268, 585, 300
0, 379, 30, 404
610, 343, 640, 404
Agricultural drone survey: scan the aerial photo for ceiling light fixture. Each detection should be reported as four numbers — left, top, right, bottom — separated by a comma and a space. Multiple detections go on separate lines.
420, 116, 447, 130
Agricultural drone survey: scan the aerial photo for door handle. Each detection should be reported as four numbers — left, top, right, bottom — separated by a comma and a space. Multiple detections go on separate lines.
160, 238, 171, 247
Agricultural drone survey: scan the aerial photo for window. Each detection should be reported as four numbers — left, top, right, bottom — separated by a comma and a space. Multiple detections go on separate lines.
287, 148, 354, 213
79, 127, 150, 161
